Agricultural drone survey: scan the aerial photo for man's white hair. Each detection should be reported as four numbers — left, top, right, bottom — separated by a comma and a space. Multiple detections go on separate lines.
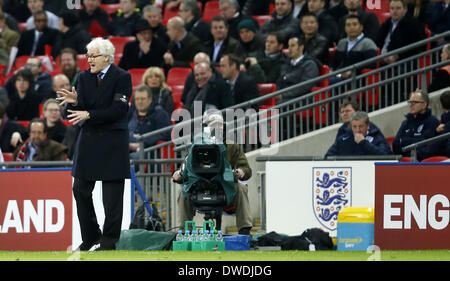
86, 37, 115, 64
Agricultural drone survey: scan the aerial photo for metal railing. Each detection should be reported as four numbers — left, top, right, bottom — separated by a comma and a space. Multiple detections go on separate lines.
131, 30, 450, 230
402, 132, 450, 162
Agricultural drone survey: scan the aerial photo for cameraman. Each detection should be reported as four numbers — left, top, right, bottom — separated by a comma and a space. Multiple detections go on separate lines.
172, 111, 253, 235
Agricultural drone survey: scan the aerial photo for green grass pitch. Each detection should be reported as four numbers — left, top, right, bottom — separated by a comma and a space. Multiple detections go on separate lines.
1, 250, 450, 261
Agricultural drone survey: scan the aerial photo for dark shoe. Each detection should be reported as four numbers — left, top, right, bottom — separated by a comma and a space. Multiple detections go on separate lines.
238, 227, 252, 235
76, 239, 100, 251
94, 244, 116, 251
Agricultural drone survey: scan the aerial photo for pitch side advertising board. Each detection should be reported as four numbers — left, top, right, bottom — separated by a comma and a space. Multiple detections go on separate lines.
374, 163, 450, 250
0, 168, 131, 251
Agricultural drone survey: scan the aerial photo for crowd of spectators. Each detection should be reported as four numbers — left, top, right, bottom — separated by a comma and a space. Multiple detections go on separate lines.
0, 0, 449, 163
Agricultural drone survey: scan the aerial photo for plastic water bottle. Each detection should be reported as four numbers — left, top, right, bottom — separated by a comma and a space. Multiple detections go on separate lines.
176, 230, 184, 241
198, 230, 205, 241
215, 230, 223, 242
204, 230, 210, 241
192, 230, 198, 241
184, 230, 191, 241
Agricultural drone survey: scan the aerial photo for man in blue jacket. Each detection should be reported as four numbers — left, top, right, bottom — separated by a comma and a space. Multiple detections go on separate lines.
325, 111, 392, 157
392, 89, 440, 160
128, 84, 171, 159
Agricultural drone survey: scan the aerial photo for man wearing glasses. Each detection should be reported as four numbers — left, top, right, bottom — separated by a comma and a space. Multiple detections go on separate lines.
392, 89, 440, 160
57, 38, 132, 251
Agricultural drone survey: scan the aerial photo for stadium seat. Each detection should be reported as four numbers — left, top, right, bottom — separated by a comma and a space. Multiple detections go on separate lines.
17, 120, 30, 128
76, 54, 90, 71
167, 67, 192, 86
109, 36, 136, 55
162, 6, 179, 25
61, 120, 71, 127
2, 152, 13, 162
401, 156, 411, 162
257, 83, 277, 109
300, 86, 331, 126
374, 11, 390, 25
128, 68, 147, 89
88, 20, 109, 37
358, 68, 380, 106
318, 65, 330, 87
421, 156, 449, 162
99, 4, 120, 16
156, 140, 175, 173
171, 84, 184, 109
202, 1, 220, 22
328, 46, 336, 62
252, 15, 272, 28
385, 136, 395, 151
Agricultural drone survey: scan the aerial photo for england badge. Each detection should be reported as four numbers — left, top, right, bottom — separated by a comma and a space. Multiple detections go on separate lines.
312, 167, 352, 231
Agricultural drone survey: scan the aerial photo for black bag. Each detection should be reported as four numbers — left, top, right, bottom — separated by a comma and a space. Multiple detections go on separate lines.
299, 228, 334, 250
129, 200, 165, 232
254, 228, 333, 251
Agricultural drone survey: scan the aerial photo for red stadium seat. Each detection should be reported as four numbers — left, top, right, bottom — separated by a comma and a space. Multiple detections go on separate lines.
385, 136, 395, 151
17, 120, 30, 128
88, 20, 109, 37
252, 15, 272, 28
257, 83, 277, 109
421, 156, 449, 162
171, 84, 184, 109
128, 68, 147, 89
167, 67, 192, 86
162, 6, 179, 25
202, 1, 220, 22
156, 140, 175, 173
76, 54, 90, 71
18, 22, 27, 32
99, 4, 120, 16
358, 68, 380, 106
299, 86, 331, 126
2, 152, 13, 162
374, 11, 390, 25
318, 65, 330, 87
401, 157, 412, 162
109, 36, 135, 55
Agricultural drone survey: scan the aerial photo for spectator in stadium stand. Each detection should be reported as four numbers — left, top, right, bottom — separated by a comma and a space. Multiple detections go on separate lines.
5, 69, 40, 121
178, 0, 212, 43
51, 74, 71, 100
107, 0, 142, 36
183, 61, 233, 116
205, 16, 243, 67
325, 111, 392, 157
292, 0, 309, 19
119, 18, 167, 70
2, 0, 30, 23
78, 0, 110, 36
241, 0, 273, 16
328, 0, 347, 22
59, 48, 80, 88
337, 0, 380, 42
243, 31, 288, 84
4, 57, 53, 103
219, 53, 260, 110
235, 18, 265, 59
260, 0, 300, 47
142, 4, 170, 46
127, 84, 171, 159
181, 52, 224, 105
163, 16, 205, 72
25, 0, 59, 31
141, 66, 174, 114
428, 43, 450, 93
376, 0, 426, 65
0, 0, 20, 32
296, 12, 329, 65
0, 10, 20, 66
392, 89, 440, 161
325, 100, 387, 155
42, 98, 66, 143
405, 0, 434, 26
219, 0, 259, 41
16, 10, 60, 58
430, 90, 450, 157
427, 0, 450, 42
307, 0, 338, 44
54, 10, 92, 56
13, 117, 67, 161
329, 14, 378, 84
276, 36, 319, 101
0, 103, 29, 153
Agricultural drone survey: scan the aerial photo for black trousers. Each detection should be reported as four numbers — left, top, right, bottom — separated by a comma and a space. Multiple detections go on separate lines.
73, 178, 124, 248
